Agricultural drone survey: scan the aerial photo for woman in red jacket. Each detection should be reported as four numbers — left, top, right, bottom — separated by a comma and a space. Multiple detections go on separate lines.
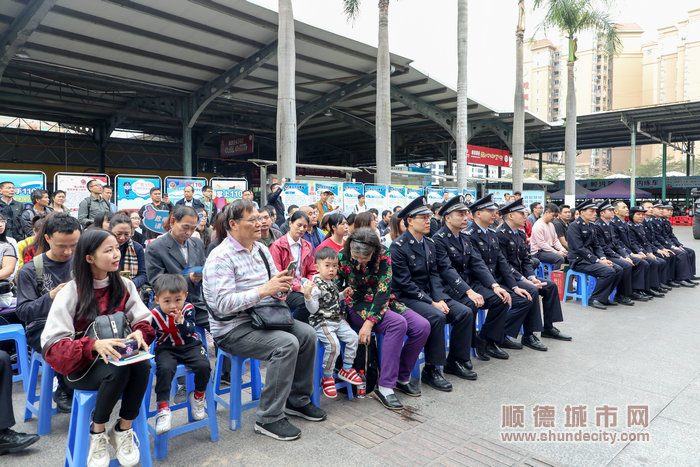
269, 210, 318, 323
41, 229, 155, 467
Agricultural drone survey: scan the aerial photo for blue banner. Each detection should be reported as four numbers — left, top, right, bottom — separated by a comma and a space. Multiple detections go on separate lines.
0, 171, 45, 205
115, 175, 160, 211
363, 184, 387, 212
387, 185, 406, 209
405, 186, 424, 202
426, 187, 444, 205
164, 177, 207, 205
141, 205, 169, 234
281, 182, 310, 215
342, 182, 364, 214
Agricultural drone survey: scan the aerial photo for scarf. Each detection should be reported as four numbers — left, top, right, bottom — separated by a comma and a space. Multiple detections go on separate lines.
122, 239, 139, 279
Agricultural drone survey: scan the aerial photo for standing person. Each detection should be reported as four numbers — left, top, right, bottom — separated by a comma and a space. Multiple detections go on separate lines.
161, 192, 174, 212
0, 350, 40, 455
338, 228, 430, 410
21, 189, 53, 237
50, 190, 70, 213
109, 214, 147, 290
241, 189, 259, 209
553, 204, 571, 248
200, 185, 218, 225
203, 200, 324, 441
138, 187, 170, 240
526, 202, 543, 226
530, 203, 568, 269
432, 196, 510, 362
41, 229, 155, 467
566, 200, 623, 310
101, 186, 118, 212
266, 182, 286, 228
0, 181, 26, 241
300, 205, 324, 251
78, 180, 111, 228
314, 190, 333, 219
391, 196, 477, 391
269, 210, 317, 323
496, 199, 571, 345
258, 205, 282, 247
353, 194, 368, 214
175, 186, 205, 210
315, 213, 348, 253
16, 212, 81, 413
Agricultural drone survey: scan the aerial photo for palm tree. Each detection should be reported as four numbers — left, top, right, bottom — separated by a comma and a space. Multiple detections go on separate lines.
512, 0, 526, 193
277, 0, 297, 181
343, 0, 392, 185
533, 0, 620, 206
456, 0, 468, 192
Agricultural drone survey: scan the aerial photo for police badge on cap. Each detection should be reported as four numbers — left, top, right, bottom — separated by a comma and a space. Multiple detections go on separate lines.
498, 197, 528, 216
467, 193, 497, 212
438, 195, 469, 217
397, 195, 431, 219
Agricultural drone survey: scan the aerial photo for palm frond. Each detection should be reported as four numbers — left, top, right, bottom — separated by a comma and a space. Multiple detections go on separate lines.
342, 0, 361, 22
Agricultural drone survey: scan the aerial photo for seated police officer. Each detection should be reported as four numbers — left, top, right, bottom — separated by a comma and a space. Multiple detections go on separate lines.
465, 194, 534, 359
641, 201, 682, 288
432, 195, 510, 366
566, 200, 623, 310
627, 205, 672, 295
660, 203, 698, 281
496, 198, 571, 346
595, 200, 646, 304
390, 196, 476, 390
645, 201, 696, 287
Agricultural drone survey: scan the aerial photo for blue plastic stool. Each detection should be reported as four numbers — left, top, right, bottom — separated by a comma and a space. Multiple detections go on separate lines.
563, 270, 591, 306
144, 330, 218, 460
64, 390, 152, 467
587, 277, 617, 302
23, 350, 60, 435
410, 324, 451, 379
311, 340, 354, 406
0, 324, 29, 392
213, 349, 262, 430
538, 262, 555, 280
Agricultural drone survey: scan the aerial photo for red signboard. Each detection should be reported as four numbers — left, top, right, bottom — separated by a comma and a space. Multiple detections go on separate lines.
220, 134, 254, 157
467, 144, 510, 167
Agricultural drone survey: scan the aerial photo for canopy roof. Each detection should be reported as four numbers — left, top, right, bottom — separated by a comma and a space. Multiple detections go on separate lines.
586, 179, 652, 199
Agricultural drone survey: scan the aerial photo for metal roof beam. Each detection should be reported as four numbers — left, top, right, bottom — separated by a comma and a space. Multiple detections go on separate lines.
188, 40, 278, 128
297, 73, 376, 128
0, 0, 57, 82
323, 108, 375, 137
387, 84, 456, 138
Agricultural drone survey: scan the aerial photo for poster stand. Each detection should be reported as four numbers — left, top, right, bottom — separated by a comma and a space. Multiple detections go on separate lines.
115, 174, 162, 211
54, 172, 110, 216
0, 170, 46, 205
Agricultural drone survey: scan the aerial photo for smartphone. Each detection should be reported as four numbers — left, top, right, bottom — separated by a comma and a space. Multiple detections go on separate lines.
286, 261, 297, 276
119, 270, 131, 278
117, 339, 139, 360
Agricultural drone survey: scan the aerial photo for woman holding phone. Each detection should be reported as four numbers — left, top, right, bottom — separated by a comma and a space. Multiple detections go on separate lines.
269, 210, 318, 323
41, 229, 155, 467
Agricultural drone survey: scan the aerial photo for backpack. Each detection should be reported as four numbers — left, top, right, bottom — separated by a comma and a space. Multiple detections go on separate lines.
33, 253, 44, 296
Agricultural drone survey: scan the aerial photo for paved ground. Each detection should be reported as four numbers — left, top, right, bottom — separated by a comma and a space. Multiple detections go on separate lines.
6, 227, 700, 466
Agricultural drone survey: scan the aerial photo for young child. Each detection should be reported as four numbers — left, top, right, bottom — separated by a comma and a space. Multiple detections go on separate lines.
303, 247, 363, 398
151, 274, 211, 434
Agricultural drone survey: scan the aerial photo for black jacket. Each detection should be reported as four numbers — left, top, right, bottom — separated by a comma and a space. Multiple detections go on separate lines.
390, 231, 448, 304
465, 224, 518, 289
566, 217, 604, 267
495, 222, 535, 280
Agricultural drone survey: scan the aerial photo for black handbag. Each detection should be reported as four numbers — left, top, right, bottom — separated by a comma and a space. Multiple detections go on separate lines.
248, 250, 294, 331
83, 312, 132, 340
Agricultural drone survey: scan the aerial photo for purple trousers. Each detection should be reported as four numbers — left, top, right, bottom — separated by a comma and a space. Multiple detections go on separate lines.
348, 307, 430, 388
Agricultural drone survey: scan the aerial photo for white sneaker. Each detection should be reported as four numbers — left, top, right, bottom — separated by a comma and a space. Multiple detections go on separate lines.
188, 391, 207, 421
108, 423, 140, 467
155, 408, 172, 435
87, 431, 110, 467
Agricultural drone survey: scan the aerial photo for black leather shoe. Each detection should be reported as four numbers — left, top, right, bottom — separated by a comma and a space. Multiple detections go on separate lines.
372, 390, 404, 410
53, 388, 72, 413
522, 334, 548, 351
646, 289, 664, 297
630, 291, 649, 301
690, 276, 700, 281
668, 281, 681, 288
614, 296, 635, 306
0, 428, 39, 455
395, 381, 421, 397
474, 345, 491, 361
464, 359, 473, 370
500, 337, 523, 350
421, 365, 453, 392
605, 300, 619, 307
444, 360, 477, 380
680, 280, 696, 287
591, 299, 608, 310
541, 327, 572, 341
485, 342, 509, 360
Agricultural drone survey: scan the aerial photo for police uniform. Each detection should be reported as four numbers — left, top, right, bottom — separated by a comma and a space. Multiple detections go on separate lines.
496, 198, 570, 346
432, 196, 509, 357
609, 211, 659, 297
648, 202, 695, 286
565, 200, 623, 309
465, 194, 533, 358
661, 203, 697, 279
627, 207, 671, 292
593, 201, 636, 305
642, 212, 680, 286
390, 196, 476, 389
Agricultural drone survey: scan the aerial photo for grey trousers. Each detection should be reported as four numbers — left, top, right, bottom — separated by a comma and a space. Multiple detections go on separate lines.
314, 320, 359, 377
215, 319, 317, 424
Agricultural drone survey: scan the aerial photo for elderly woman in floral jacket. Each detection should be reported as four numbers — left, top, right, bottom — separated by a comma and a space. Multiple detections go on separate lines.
336, 227, 430, 411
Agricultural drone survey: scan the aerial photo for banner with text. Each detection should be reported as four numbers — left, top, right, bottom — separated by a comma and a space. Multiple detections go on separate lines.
467, 144, 511, 167
210, 178, 247, 209
54, 173, 109, 217
488, 188, 544, 209
281, 183, 310, 214
164, 177, 207, 205
220, 134, 254, 157
426, 187, 444, 205
406, 186, 423, 203
0, 171, 45, 205
387, 185, 407, 210
342, 183, 364, 214
363, 184, 387, 212
115, 175, 161, 211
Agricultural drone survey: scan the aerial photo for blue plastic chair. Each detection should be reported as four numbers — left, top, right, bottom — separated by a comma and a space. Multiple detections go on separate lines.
538, 262, 556, 280
311, 340, 354, 406
24, 350, 60, 436
564, 270, 616, 307
64, 390, 152, 467
213, 349, 263, 430
0, 323, 29, 392
144, 327, 218, 460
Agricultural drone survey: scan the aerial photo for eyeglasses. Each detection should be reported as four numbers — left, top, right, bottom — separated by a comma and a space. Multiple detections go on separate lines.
240, 216, 262, 224
0, 220, 5, 224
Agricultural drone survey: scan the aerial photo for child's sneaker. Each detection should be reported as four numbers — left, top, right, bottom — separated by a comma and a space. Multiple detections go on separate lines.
87, 431, 110, 467
188, 391, 207, 421
155, 408, 172, 435
337, 367, 363, 385
321, 377, 337, 398
108, 423, 140, 467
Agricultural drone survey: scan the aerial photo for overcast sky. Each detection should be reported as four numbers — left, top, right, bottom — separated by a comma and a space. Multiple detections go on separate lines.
250, 0, 698, 111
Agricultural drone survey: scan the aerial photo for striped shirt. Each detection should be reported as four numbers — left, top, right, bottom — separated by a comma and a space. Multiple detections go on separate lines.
202, 233, 278, 337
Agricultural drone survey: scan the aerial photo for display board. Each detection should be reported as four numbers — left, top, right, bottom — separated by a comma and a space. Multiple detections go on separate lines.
387, 185, 407, 210
406, 186, 423, 203
164, 177, 208, 205
115, 175, 161, 211
426, 187, 444, 205
443, 187, 459, 201
210, 178, 247, 210
54, 172, 109, 216
342, 182, 364, 214
0, 170, 46, 205
281, 182, 310, 214
488, 188, 545, 209
363, 184, 387, 212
